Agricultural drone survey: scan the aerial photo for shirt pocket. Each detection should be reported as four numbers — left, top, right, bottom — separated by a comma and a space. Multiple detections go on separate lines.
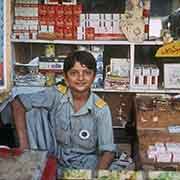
55, 119, 70, 145
71, 117, 97, 151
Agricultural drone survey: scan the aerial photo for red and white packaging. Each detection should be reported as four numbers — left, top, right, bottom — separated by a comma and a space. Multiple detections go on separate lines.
172, 153, 180, 162
73, 4, 82, 15
63, 5, 73, 15
143, 0, 151, 40
46, 0, 59, 4
40, 25, 48, 33
147, 145, 157, 160
55, 15, 64, 28
15, 4, 38, 17
38, 4, 48, 17
156, 152, 172, 163
39, 16, 48, 26
85, 27, 95, 40
48, 25, 54, 33
64, 15, 73, 27
63, 26, 73, 39
47, 5, 56, 17
73, 15, 80, 27
56, 5, 64, 16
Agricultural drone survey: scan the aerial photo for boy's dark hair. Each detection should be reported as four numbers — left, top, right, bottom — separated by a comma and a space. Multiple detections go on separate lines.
63, 51, 97, 75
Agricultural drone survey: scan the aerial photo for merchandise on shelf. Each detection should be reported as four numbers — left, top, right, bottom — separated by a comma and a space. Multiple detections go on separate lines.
135, 95, 180, 129
162, 8, 180, 40
62, 0, 77, 5
62, 169, 92, 180
39, 56, 64, 72
91, 46, 104, 88
120, 0, 151, 42
164, 63, 180, 89
12, 1, 82, 40
103, 93, 133, 127
132, 64, 159, 90
137, 129, 180, 170
135, 95, 180, 170
148, 171, 180, 180
147, 142, 180, 163
12, 0, 151, 41
155, 41, 180, 57
104, 58, 130, 90
104, 76, 129, 90
78, 13, 125, 40
143, 0, 151, 40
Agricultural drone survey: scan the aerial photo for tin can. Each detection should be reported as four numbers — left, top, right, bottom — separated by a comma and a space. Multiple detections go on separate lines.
45, 72, 55, 86
45, 44, 55, 57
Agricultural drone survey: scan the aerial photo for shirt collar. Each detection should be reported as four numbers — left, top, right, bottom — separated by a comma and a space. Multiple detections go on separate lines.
67, 89, 94, 116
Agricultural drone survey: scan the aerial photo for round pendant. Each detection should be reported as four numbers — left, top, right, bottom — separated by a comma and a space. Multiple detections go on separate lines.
79, 130, 90, 140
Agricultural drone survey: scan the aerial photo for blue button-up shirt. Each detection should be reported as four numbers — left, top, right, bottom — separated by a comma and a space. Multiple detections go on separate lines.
19, 86, 116, 169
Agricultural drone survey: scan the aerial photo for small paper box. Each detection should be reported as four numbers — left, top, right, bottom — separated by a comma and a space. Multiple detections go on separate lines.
164, 64, 180, 89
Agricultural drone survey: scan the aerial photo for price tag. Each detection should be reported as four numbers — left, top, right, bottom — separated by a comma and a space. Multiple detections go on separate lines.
168, 126, 180, 133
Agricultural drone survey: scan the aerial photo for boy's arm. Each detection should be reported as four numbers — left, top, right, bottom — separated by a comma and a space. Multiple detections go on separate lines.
11, 97, 29, 150
96, 151, 115, 169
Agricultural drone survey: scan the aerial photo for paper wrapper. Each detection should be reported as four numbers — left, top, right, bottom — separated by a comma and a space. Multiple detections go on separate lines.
120, 15, 145, 43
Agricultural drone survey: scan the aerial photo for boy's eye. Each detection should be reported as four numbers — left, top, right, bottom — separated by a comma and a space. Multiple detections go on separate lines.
69, 71, 78, 76
84, 70, 93, 76
68, 70, 94, 77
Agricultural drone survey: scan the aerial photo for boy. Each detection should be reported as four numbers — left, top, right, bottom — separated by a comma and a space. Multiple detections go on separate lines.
12, 50, 116, 173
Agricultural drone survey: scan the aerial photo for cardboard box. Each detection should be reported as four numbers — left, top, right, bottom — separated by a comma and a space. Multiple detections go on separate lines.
135, 95, 180, 129
138, 129, 180, 170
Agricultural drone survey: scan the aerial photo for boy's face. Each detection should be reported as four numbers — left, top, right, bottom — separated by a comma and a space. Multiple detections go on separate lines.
64, 62, 96, 93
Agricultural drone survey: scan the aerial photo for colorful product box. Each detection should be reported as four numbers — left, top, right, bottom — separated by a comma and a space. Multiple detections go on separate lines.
63, 27, 73, 39
55, 5, 64, 16
56, 31, 64, 40
47, 0, 59, 4
72, 4, 82, 15
47, 5, 56, 17
55, 15, 64, 27
85, 27, 95, 40
64, 15, 73, 27
73, 15, 80, 27
38, 4, 48, 17
63, 5, 73, 15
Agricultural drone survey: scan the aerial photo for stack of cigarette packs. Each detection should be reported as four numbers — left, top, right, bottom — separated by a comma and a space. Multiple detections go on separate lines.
147, 142, 180, 163
132, 64, 159, 90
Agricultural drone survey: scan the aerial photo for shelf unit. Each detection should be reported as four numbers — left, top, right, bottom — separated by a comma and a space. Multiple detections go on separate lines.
11, 39, 180, 94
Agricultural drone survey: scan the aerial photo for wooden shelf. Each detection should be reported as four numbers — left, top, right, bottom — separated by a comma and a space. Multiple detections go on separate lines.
11, 39, 163, 46
93, 88, 180, 94
12, 86, 180, 95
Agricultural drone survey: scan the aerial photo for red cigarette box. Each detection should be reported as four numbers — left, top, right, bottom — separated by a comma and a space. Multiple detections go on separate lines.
56, 5, 64, 16
64, 26, 73, 39
64, 15, 73, 27
72, 15, 80, 27
48, 5, 56, 17
72, 4, 82, 15
85, 27, 95, 40
38, 4, 48, 17
55, 15, 64, 27
63, 5, 73, 15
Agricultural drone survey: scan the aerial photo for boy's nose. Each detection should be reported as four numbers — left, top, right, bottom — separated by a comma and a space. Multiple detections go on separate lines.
78, 72, 84, 80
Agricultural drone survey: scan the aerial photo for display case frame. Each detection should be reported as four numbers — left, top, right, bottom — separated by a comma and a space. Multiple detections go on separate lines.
0, 0, 12, 101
